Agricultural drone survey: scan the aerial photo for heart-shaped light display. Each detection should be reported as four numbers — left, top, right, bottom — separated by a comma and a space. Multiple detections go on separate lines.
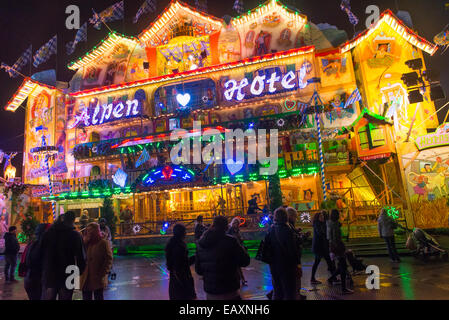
162, 165, 174, 180
176, 93, 191, 107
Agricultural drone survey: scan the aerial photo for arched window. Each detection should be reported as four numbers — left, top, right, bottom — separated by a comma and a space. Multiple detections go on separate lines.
90, 166, 101, 177
245, 30, 255, 44
280, 28, 291, 41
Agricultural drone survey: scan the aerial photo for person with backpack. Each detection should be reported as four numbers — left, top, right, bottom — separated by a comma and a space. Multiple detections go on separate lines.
378, 208, 401, 262
195, 216, 250, 300
327, 209, 353, 295
4, 226, 20, 283
23, 223, 51, 300
266, 207, 302, 300
165, 223, 196, 300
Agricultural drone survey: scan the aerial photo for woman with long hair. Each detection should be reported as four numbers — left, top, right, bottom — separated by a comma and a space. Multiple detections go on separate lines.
80, 222, 113, 300
310, 211, 335, 284
227, 217, 247, 286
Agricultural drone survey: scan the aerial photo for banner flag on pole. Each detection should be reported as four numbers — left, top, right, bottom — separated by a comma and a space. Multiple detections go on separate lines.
33, 36, 57, 68
233, 0, 244, 15
1, 45, 32, 78
89, 1, 124, 30
340, 0, 359, 26
135, 148, 150, 168
195, 0, 208, 13
66, 23, 88, 55
133, 0, 156, 24
344, 88, 362, 108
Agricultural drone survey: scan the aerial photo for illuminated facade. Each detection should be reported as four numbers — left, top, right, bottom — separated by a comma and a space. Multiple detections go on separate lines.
7, 0, 445, 236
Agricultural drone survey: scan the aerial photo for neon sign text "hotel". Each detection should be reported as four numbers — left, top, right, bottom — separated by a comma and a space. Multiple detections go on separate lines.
223, 63, 311, 102
415, 131, 449, 151
69, 99, 141, 129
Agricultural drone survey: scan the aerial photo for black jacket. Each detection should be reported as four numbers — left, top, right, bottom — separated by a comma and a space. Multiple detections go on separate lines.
25, 239, 45, 280
266, 223, 301, 270
165, 237, 196, 300
4, 232, 20, 255
194, 223, 207, 241
195, 228, 250, 295
41, 222, 86, 288
312, 219, 330, 256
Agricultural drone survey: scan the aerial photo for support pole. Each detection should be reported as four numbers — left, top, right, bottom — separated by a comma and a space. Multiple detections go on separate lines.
312, 92, 327, 201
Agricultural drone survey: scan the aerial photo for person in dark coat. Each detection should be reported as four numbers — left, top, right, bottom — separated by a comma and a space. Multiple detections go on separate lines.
286, 207, 310, 300
24, 223, 51, 299
378, 208, 400, 262
4, 226, 20, 282
165, 223, 196, 300
311, 211, 336, 284
80, 222, 112, 300
195, 216, 250, 300
194, 215, 207, 241
41, 211, 86, 300
327, 209, 353, 295
266, 207, 302, 300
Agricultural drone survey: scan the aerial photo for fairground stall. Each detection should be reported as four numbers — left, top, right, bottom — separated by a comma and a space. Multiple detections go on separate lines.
6, 0, 445, 238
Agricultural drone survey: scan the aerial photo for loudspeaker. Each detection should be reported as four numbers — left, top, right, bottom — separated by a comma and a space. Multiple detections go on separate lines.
430, 85, 445, 101
401, 72, 419, 87
408, 90, 423, 104
405, 58, 423, 70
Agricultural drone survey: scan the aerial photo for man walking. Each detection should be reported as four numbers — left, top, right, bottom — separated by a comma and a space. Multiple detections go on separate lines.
195, 216, 250, 300
41, 211, 86, 300
4, 226, 20, 282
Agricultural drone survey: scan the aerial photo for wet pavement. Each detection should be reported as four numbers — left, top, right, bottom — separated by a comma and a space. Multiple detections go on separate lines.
1, 248, 449, 300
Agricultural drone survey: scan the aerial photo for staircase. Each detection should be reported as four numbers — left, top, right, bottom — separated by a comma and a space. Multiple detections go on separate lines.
344, 234, 408, 257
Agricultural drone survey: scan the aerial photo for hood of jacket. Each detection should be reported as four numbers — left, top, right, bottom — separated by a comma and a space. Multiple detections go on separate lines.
198, 228, 226, 249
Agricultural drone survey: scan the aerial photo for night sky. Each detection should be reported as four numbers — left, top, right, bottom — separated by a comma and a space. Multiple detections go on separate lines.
0, 0, 448, 177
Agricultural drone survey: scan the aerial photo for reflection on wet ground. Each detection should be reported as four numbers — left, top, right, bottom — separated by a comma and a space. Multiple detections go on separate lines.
1, 251, 448, 300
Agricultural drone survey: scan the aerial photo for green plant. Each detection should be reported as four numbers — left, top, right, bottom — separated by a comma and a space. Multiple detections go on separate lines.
101, 197, 117, 240
268, 173, 283, 212
20, 206, 39, 243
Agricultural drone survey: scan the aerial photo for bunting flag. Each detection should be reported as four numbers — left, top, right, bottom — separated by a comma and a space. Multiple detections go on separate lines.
340, 0, 359, 26
0, 46, 32, 78
89, 1, 124, 30
66, 22, 88, 55
233, 0, 244, 15
33, 36, 57, 68
344, 88, 362, 108
195, 0, 208, 13
135, 148, 150, 168
133, 0, 156, 24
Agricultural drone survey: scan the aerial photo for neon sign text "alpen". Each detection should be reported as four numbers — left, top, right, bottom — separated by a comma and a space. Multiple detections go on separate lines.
69, 99, 141, 128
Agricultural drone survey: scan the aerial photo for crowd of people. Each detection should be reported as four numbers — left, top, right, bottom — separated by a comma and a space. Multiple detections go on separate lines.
3, 211, 112, 300
1, 204, 402, 300
167, 206, 372, 300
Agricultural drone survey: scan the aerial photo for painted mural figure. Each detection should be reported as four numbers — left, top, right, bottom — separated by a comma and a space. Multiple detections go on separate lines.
254, 31, 271, 56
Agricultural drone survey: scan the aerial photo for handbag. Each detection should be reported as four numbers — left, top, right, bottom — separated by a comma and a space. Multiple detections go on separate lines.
256, 237, 273, 264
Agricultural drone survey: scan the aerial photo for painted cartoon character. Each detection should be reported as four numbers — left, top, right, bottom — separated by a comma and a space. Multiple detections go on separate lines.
254, 31, 272, 56
326, 94, 354, 123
